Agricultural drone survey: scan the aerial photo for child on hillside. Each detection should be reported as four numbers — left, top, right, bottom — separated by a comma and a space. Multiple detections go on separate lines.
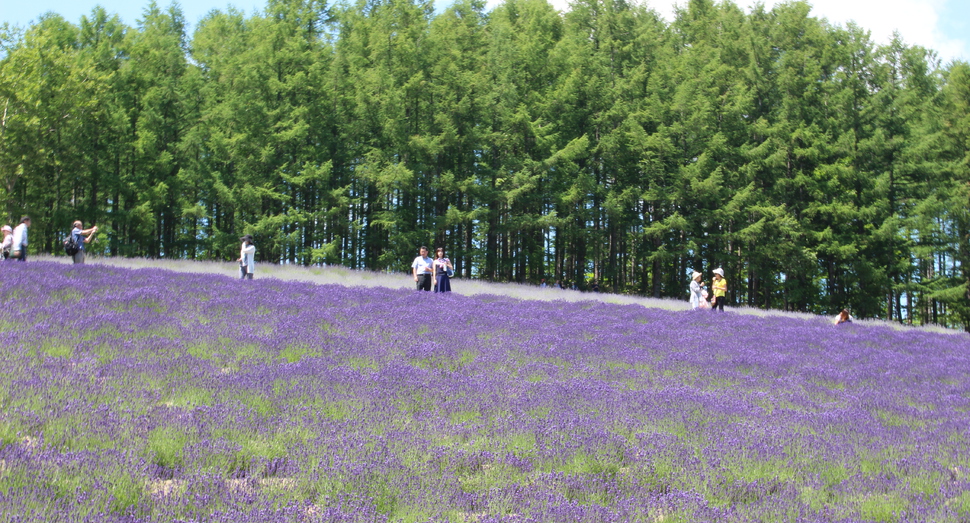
0, 225, 12, 259
699, 289, 712, 310
834, 309, 853, 325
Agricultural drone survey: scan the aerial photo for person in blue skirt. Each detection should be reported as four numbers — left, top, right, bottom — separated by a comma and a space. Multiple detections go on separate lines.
432, 247, 454, 293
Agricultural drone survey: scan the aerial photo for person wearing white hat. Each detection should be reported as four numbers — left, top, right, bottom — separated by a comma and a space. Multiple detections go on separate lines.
0, 225, 12, 259
711, 267, 727, 311
689, 271, 705, 309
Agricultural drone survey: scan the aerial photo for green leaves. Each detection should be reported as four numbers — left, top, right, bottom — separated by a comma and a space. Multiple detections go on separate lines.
1, 0, 968, 326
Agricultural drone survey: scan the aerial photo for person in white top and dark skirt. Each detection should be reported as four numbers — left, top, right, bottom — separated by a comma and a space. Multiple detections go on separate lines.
432, 247, 454, 293
238, 235, 255, 280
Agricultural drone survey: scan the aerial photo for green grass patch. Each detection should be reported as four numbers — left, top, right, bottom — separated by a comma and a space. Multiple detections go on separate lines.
854, 492, 908, 522
280, 344, 312, 363
450, 410, 481, 424
146, 426, 193, 470
348, 356, 379, 371
163, 386, 214, 408
875, 409, 927, 429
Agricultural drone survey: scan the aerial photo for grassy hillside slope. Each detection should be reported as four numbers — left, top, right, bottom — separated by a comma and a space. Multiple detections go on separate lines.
1, 261, 968, 522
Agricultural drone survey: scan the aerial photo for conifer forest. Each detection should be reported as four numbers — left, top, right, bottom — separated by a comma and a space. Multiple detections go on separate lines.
1, 0, 969, 329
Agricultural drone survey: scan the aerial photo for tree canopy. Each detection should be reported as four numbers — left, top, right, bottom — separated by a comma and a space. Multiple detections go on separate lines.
2, 0, 969, 329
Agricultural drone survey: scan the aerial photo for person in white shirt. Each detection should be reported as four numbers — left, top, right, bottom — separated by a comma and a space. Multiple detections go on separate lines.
411, 246, 433, 291
689, 271, 705, 309
238, 235, 256, 279
0, 225, 12, 259
11, 216, 30, 262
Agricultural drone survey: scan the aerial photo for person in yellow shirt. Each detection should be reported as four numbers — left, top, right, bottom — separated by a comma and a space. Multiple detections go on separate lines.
711, 267, 727, 312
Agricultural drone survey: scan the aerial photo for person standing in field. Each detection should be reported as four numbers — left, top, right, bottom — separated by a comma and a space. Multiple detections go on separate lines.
432, 247, 453, 293
238, 235, 255, 280
689, 271, 705, 310
11, 216, 30, 262
711, 267, 727, 312
70, 221, 98, 264
0, 226, 12, 259
412, 246, 433, 291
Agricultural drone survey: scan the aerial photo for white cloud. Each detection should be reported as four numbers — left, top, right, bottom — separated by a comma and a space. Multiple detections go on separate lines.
790, 0, 959, 62
544, 0, 966, 64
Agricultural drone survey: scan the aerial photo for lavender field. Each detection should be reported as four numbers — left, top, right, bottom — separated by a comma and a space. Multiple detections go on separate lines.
1, 262, 969, 522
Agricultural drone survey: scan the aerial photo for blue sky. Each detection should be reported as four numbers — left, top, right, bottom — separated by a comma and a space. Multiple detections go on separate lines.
1, 0, 967, 64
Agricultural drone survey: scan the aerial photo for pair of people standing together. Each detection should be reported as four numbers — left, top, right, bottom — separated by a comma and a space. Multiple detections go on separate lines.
1, 217, 30, 261
690, 267, 727, 311
411, 246, 453, 293
0, 217, 95, 263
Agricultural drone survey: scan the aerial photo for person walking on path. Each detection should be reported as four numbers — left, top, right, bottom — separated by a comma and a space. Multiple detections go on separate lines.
238, 235, 256, 279
711, 267, 727, 312
412, 246, 433, 291
689, 271, 706, 310
70, 221, 98, 264
432, 247, 454, 293
11, 217, 30, 262
0, 226, 12, 259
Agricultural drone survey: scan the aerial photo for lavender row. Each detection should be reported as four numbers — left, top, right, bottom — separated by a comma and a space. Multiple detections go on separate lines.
0, 261, 968, 522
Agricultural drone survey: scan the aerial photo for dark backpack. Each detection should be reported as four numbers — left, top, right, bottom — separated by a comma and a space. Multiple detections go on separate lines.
64, 233, 80, 256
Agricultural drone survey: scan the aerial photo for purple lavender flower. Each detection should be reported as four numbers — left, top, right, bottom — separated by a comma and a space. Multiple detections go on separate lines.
0, 261, 967, 521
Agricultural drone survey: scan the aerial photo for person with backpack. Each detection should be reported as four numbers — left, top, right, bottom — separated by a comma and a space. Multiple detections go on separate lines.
67, 221, 98, 264
11, 216, 30, 262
